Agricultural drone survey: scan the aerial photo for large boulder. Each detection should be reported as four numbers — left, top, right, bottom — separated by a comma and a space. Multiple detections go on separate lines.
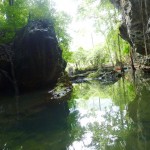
110, 0, 150, 55
13, 19, 66, 89
0, 44, 14, 91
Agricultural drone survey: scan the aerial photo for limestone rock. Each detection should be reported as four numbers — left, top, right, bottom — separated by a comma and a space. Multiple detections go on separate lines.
110, 0, 150, 55
14, 20, 66, 89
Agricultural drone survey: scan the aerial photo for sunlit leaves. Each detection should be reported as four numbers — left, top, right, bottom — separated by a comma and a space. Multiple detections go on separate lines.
123, 42, 130, 54
71, 45, 109, 69
28, 0, 51, 20
68, 77, 136, 149
77, 0, 130, 65
52, 11, 72, 62
0, 0, 29, 43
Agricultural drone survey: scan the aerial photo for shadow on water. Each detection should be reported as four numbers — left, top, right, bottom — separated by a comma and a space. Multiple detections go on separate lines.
0, 71, 150, 150
0, 91, 71, 150
127, 71, 150, 150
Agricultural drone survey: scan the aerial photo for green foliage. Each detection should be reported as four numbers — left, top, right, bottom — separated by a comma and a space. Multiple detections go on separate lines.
71, 45, 109, 70
71, 47, 87, 69
77, 0, 130, 66
92, 46, 109, 67
67, 74, 138, 149
123, 42, 130, 54
87, 71, 99, 78
0, 0, 28, 43
53, 11, 72, 62
28, 0, 51, 20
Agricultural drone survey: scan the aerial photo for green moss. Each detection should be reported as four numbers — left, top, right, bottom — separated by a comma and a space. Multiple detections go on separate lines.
87, 71, 99, 78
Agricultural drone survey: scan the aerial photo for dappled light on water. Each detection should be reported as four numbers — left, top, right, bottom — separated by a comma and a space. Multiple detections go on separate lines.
67, 80, 130, 150
68, 97, 124, 150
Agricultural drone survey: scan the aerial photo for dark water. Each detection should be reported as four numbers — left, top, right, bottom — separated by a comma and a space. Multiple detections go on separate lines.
0, 71, 150, 150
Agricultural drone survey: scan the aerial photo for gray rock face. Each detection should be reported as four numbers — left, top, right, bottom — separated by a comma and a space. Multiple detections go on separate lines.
0, 20, 66, 91
110, 0, 150, 55
14, 20, 66, 89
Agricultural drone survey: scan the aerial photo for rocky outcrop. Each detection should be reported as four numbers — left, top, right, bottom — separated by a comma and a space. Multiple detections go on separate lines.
110, 0, 150, 55
0, 19, 66, 91
14, 20, 66, 89
47, 72, 73, 104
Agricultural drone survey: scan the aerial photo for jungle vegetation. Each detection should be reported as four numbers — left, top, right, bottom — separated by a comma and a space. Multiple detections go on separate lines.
0, 0, 130, 69
71, 0, 130, 70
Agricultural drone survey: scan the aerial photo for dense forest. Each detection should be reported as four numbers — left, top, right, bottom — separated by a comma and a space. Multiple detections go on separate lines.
0, 0, 130, 68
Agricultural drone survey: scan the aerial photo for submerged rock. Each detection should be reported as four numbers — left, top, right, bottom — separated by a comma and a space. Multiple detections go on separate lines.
48, 86, 72, 104
70, 69, 123, 85
47, 73, 73, 104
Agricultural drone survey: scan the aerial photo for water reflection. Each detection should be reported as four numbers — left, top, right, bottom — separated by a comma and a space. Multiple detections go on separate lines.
0, 72, 149, 150
0, 91, 70, 150
68, 79, 133, 150
68, 72, 150, 150
127, 71, 150, 150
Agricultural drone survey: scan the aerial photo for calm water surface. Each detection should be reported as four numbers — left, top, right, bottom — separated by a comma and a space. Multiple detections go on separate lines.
0, 71, 150, 150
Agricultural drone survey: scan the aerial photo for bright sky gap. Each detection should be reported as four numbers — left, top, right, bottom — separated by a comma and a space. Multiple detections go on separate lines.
53, 0, 105, 51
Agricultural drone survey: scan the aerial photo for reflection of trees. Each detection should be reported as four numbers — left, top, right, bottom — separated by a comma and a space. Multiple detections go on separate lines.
71, 77, 136, 109
0, 76, 139, 149
108, 77, 136, 109
86, 104, 134, 150
68, 73, 150, 150
67, 110, 86, 146
69, 74, 143, 150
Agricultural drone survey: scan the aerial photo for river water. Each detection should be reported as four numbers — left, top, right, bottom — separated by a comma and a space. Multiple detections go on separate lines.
0, 70, 150, 150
